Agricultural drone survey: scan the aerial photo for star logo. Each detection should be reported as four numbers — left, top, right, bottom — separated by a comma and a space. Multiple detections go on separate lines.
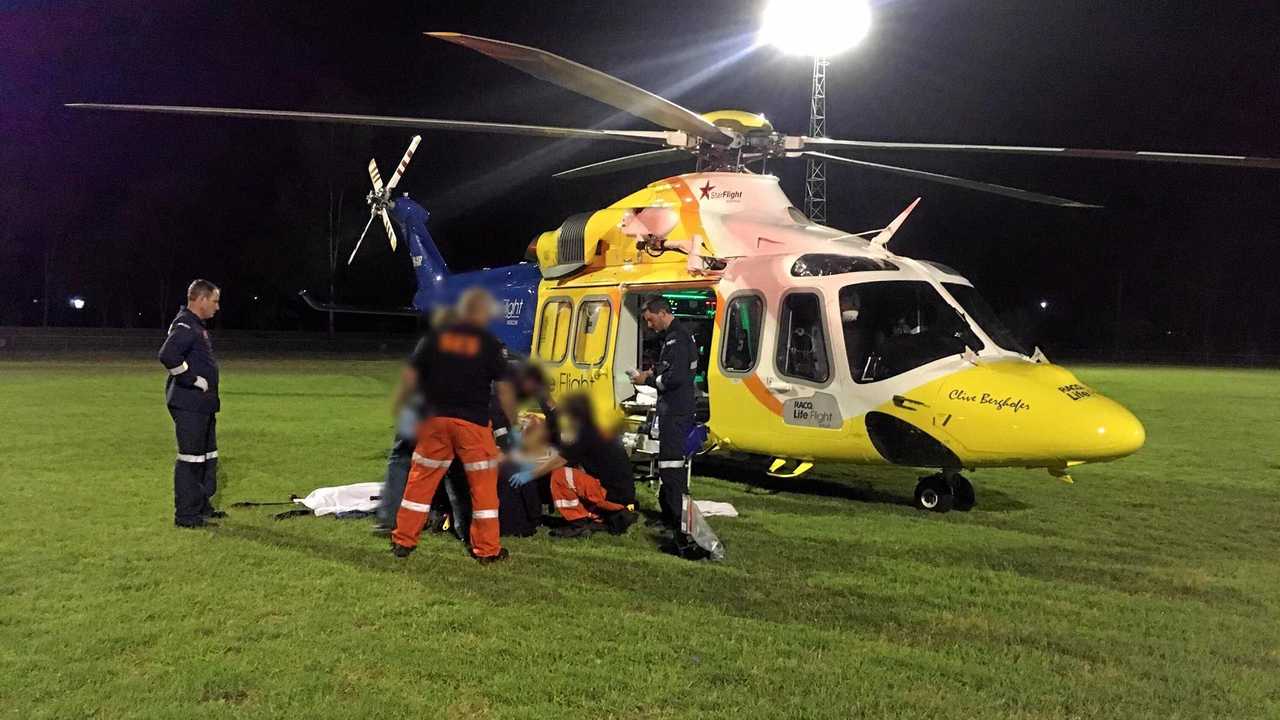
699, 181, 715, 199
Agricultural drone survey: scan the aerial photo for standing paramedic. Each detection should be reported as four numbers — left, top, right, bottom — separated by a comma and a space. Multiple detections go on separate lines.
628, 296, 698, 553
392, 288, 518, 563
158, 279, 223, 528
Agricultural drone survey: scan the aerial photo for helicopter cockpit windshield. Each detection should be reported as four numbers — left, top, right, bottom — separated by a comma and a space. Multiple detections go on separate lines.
942, 283, 1028, 354
840, 281, 984, 383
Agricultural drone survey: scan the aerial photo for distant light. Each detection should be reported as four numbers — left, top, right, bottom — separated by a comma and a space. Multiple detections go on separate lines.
69, 296, 86, 310
252, 295, 260, 301
1039, 300, 1049, 310
761, 0, 872, 57
32, 298, 38, 304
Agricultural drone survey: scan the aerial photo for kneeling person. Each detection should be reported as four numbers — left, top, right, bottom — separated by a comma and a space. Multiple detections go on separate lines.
511, 394, 637, 538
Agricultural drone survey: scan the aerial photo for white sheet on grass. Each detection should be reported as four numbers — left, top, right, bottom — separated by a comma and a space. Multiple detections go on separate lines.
293, 482, 383, 516
693, 500, 739, 518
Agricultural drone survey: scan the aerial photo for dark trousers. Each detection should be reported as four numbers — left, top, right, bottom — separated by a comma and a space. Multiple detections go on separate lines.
375, 434, 416, 528
170, 407, 217, 525
657, 413, 693, 532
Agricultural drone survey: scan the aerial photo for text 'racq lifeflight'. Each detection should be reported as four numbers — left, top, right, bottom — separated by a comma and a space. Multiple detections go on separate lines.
70, 32, 1280, 512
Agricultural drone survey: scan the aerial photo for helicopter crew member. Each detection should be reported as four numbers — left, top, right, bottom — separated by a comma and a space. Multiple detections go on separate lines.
158, 279, 223, 528
629, 296, 699, 551
392, 288, 518, 563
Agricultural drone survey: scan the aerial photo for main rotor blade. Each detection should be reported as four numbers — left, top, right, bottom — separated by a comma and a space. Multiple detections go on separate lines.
801, 137, 1280, 170
368, 159, 384, 194
553, 148, 690, 180
803, 151, 1101, 208
66, 104, 668, 145
385, 135, 421, 192
426, 33, 734, 146
348, 215, 376, 265
381, 209, 398, 252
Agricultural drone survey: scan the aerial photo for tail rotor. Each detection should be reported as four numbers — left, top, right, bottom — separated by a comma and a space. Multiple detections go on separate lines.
348, 135, 421, 265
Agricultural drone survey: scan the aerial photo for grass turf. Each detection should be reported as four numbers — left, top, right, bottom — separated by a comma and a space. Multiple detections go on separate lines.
1, 359, 1278, 719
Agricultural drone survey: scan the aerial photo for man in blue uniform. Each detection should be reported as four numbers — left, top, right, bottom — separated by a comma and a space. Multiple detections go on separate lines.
157, 279, 223, 528
629, 296, 699, 553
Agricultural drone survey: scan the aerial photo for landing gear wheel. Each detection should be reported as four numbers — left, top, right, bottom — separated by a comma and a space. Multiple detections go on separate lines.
949, 473, 975, 512
914, 474, 954, 513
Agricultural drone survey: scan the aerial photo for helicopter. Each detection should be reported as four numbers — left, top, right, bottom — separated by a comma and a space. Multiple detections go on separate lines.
70, 33, 1280, 512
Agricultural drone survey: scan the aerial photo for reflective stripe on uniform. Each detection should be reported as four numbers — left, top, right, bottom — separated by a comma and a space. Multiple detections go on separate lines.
411, 453, 451, 468
657, 459, 686, 469
655, 375, 665, 390
463, 459, 498, 471
177, 453, 206, 463
690, 361, 698, 369
472, 508, 499, 519
175, 322, 191, 329
204, 450, 218, 460
400, 498, 430, 513
493, 427, 508, 438
167, 361, 189, 376
553, 499, 580, 508
564, 467, 576, 489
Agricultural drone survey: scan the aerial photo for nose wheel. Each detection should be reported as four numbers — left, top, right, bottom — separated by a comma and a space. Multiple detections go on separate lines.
913, 472, 975, 513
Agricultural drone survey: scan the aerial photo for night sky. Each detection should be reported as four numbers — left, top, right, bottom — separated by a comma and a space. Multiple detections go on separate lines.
3, 1, 1278, 358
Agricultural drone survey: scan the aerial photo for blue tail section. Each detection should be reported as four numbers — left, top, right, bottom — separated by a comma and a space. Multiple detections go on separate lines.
388, 196, 541, 355
390, 196, 450, 299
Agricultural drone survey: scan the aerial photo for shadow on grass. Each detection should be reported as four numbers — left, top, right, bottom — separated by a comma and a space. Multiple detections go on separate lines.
695, 459, 1030, 513
223, 391, 383, 399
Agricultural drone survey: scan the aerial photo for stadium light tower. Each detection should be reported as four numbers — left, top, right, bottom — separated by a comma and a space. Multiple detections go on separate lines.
761, 0, 872, 224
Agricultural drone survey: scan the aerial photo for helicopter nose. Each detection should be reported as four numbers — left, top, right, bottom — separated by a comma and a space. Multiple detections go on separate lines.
1069, 393, 1146, 461
928, 361, 1145, 466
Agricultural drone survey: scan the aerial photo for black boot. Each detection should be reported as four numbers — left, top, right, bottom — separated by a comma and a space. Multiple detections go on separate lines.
603, 510, 639, 535
549, 520, 595, 539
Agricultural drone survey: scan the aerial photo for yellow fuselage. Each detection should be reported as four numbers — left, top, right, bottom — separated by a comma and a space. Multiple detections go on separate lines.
528, 172, 1144, 472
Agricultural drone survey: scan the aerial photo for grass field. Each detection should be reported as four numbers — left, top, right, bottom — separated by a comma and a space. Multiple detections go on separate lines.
2, 359, 1279, 719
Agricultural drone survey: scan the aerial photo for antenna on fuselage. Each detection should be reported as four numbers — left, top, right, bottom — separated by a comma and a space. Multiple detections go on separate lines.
869, 197, 922, 249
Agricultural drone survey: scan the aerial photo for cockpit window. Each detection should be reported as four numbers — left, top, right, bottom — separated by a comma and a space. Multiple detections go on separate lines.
791, 254, 899, 277
841, 281, 984, 383
943, 283, 1027, 354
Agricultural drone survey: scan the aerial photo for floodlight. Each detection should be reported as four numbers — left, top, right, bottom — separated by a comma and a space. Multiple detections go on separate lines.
761, 0, 872, 57
69, 296, 86, 310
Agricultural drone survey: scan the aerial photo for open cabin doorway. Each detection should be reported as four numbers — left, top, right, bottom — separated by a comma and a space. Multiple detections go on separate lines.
614, 288, 717, 424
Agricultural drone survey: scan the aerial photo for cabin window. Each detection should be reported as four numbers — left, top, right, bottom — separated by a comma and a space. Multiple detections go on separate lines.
841, 281, 984, 383
573, 298, 612, 367
536, 299, 573, 363
791, 254, 899, 277
721, 295, 763, 373
775, 292, 830, 383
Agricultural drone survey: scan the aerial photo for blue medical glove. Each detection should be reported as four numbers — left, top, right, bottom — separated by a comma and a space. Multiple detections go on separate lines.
509, 470, 534, 488
506, 427, 522, 448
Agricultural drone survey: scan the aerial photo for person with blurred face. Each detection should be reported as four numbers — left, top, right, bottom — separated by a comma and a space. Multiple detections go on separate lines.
158, 279, 223, 528
508, 393, 638, 539
391, 288, 517, 563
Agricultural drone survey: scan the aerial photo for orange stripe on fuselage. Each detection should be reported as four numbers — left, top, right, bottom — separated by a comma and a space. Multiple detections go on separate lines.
742, 373, 783, 416
668, 177, 710, 254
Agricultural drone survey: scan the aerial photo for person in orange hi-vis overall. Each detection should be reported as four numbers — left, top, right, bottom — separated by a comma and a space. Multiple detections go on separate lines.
507, 394, 639, 539
548, 466, 626, 525
392, 288, 517, 563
